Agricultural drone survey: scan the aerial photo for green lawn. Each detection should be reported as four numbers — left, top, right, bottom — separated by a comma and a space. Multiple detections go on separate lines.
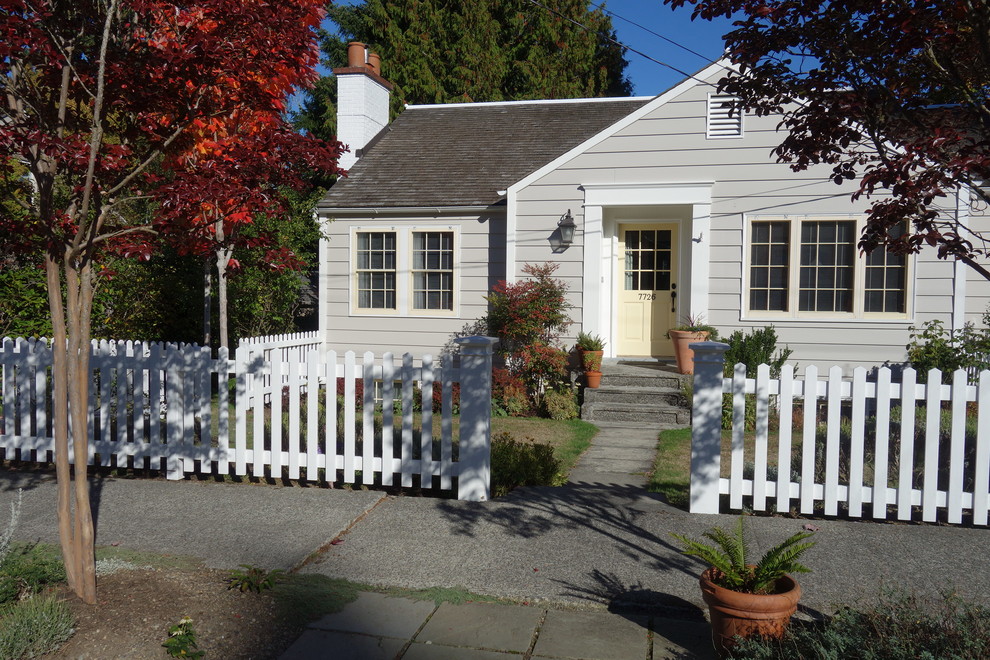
491, 417, 597, 478
648, 427, 811, 509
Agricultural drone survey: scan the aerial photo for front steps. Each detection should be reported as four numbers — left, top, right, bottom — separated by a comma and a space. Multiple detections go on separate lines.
580, 361, 692, 426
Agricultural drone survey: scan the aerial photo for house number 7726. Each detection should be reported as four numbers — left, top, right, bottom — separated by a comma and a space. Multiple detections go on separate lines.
638, 293, 656, 300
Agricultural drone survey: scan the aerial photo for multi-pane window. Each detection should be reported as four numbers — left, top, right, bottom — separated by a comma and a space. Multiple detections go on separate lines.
749, 221, 789, 311
798, 221, 855, 312
356, 232, 396, 309
412, 232, 453, 310
352, 227, 457, 315
623, 229, 673, 291
864, 224, 907, 313
747, 217, 909, 318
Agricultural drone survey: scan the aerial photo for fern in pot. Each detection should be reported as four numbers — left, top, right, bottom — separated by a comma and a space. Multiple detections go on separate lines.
575, 331, 605, 388
672, 517, 815, 657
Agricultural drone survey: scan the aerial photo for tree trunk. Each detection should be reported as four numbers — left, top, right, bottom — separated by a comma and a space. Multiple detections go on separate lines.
46, 250, 98, 605
214, 218, 233, 351
216, 250, 231, 350
203, 260, 212, 347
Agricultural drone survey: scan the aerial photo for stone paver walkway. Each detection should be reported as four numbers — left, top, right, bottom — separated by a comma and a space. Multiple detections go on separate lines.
279, 592, 712, 659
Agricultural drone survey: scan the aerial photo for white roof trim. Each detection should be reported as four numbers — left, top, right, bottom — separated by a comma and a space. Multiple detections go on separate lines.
406, 97, 654, 110
505, 60, 729, 196
317, 205, 505, 216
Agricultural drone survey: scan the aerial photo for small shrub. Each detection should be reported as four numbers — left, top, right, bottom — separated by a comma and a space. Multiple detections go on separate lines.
490, 431, 561, 497
907, 309, 990, 383
492, 368, 532, 417
543, 388, 579, 420
517, 341, 569, 407
721, 392, 757, 431
0, 594, 75, 659
0, 546, 66, 605
732, 590, 990, 659
723, 325, 792, 378
228, 564, 285, 593
163, 616, 204, 659
720, 326, 792, 431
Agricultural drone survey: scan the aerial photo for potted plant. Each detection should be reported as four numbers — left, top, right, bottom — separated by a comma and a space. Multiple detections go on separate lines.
667, 315, 718, 375
672, 517, 815, 658
575, 331, 605, 388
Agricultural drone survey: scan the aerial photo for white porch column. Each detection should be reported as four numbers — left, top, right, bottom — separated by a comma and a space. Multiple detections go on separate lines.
689, 202, 712, 321
582, 204, 605, 339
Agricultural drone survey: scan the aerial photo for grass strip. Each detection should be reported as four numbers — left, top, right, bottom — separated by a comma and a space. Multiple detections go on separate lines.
648, 427, 692, 509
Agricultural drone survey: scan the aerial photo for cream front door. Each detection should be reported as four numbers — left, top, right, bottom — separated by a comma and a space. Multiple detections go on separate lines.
617, 224, 677, 356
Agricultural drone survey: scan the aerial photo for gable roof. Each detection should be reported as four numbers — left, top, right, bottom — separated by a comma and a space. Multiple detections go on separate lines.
319, 97, 651, 210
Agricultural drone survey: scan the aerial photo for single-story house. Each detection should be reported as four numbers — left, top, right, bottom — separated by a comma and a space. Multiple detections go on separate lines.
316, 43, 990, 371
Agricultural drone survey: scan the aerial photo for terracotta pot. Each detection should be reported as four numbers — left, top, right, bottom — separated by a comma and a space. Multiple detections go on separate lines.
578, 349, 603, 373
584, 371, 602, 388
700, 568, 801, 658
668, 330, 710, 375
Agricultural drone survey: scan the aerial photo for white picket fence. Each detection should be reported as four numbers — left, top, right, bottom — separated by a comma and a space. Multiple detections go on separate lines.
0, 335, 495, 501
689, 342, 990, 525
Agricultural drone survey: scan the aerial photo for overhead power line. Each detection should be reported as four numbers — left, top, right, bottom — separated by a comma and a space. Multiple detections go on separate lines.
525, 0, 728, 90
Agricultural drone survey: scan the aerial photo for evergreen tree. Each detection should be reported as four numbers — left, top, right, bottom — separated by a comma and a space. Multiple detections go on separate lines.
298, 0, 632, 140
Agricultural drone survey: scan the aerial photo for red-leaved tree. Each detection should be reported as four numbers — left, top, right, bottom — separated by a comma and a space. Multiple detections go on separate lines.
666, 0, 990, 279
0, 0, 342, 603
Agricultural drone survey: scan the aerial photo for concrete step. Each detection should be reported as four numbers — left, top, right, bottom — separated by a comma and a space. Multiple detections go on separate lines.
580, 401, 691, 425
599, 372, 686, 390
583, 386, 687, 408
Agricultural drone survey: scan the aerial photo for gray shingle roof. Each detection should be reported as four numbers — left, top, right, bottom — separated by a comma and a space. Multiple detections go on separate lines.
319, 98, 651, 209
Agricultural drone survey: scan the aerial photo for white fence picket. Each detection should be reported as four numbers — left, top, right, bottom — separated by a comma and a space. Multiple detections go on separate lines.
729, 363, 745, 510
0, 334, 492, 501
975, 371, 990, 526
421, 354, 434, 487
800, 365, 819, 515
343, 352, 356, 483
362, 352, 375, 483
775, 365, 794, 513
872, 367, 892, 519
922, 370, 942, 521
401, 353, 414, 488
690, 346, 990, 526
752, 364, 770, 512
381, 352, 395, 487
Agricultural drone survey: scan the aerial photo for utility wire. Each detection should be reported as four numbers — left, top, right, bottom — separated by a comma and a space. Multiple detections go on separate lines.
589, 0, 716, 64
525, 0, 725, 90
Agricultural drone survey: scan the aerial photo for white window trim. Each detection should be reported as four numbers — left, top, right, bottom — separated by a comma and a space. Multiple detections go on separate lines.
349, 224, 460, 318
741, 214, 914, 322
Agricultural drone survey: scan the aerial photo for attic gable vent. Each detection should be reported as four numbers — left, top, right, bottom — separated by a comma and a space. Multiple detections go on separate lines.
707, 94, 743, 138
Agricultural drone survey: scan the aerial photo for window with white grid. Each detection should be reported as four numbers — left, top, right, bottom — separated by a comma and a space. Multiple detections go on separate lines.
412, 232, 453, 311
749, 221, 790, 312
356, 232, 396, 310
864, 223, 907, 314
746, 216, 910, 319
798, 220, 855, 313
351, 226, 458, 316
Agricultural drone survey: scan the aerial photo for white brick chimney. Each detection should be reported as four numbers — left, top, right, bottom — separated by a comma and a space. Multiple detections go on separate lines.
334, 42, 392, 171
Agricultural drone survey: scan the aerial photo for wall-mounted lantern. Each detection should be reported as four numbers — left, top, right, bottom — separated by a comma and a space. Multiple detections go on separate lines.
558, 209, 576, 246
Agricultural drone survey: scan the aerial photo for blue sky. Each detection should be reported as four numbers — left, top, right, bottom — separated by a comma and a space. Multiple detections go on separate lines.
322, 1, 737, 97
595, 1, 736, 95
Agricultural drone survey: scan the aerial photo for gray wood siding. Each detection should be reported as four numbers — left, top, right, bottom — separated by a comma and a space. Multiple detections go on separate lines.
513, 73, 966, 370
321, 212, 505, 357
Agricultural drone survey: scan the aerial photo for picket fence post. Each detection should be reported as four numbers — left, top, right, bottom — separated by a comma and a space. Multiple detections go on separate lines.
689, 341, 729, 514
454, 336, 498, 502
